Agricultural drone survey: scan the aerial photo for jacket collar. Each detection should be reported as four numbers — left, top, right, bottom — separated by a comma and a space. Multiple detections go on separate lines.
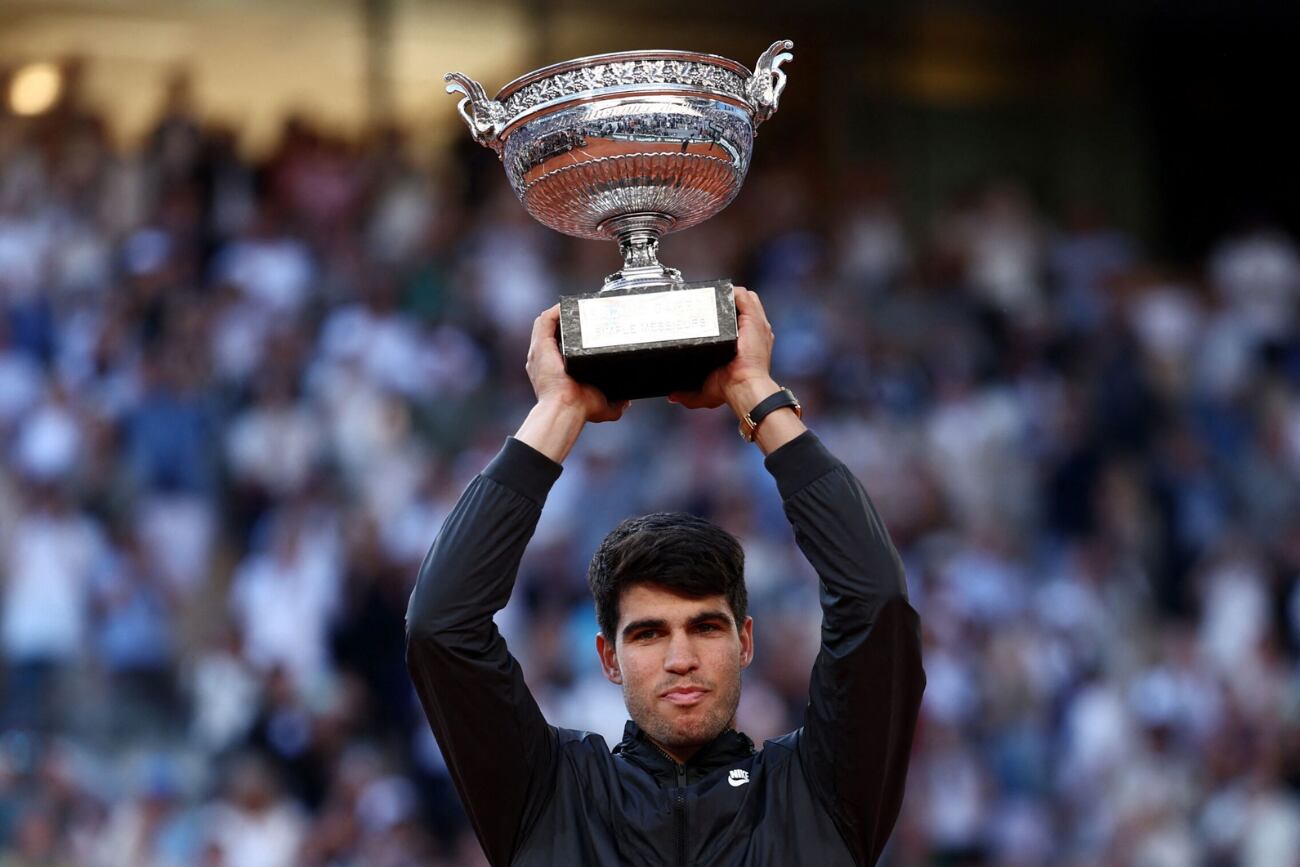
612, 721, 756, 786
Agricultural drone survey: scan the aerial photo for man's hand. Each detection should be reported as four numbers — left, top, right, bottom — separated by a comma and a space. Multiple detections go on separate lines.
668, 287, 805, 454
668, 286, 773, 412
515, 304, 629, 463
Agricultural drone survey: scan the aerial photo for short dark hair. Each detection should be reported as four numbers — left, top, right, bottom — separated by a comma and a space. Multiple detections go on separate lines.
588, 511, 747, 641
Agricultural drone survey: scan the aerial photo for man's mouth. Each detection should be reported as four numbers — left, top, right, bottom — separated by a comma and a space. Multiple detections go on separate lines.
660, 686, 709, 707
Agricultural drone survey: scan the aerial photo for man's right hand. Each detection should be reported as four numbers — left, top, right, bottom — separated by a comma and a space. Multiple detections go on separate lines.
515, 304, 629, 463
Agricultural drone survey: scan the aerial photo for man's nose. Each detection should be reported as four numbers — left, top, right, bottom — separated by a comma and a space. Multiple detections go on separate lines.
663, 632, 699, 674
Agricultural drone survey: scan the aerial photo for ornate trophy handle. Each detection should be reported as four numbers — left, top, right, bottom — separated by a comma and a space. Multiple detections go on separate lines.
444, 72, 507, 156
746, 39, 794, 128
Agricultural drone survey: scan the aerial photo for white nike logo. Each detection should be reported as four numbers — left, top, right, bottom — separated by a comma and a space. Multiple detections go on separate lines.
727, 769, 750, 787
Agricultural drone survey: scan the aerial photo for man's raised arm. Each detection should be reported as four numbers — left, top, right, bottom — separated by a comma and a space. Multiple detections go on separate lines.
769, 431, 925, 866
405, 305, 627, 866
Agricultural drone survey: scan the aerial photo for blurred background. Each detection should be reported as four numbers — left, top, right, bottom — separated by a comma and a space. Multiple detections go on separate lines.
1, 0, 1299, 864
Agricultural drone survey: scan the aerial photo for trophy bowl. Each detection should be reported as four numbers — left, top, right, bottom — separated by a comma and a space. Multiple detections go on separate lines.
446, 40, 793, 399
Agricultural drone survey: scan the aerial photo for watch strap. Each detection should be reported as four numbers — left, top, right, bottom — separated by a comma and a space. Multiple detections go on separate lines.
739, 387, 802, 442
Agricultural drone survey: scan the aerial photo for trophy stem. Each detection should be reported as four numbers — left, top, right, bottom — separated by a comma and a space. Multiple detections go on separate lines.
601, 213, 683, 293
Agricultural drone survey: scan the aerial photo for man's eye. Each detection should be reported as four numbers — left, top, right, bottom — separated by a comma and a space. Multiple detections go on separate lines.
696, 623, 720, 633
635, 630, 659, 641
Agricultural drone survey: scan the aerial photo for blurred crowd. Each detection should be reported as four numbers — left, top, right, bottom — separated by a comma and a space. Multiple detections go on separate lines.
1, 70, 1300, 867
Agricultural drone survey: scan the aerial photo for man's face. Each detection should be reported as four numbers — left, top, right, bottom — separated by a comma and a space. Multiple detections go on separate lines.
596, 584, 753, 763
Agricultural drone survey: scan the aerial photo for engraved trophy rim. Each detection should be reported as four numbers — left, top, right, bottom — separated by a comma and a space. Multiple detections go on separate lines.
493, 49, 753, 104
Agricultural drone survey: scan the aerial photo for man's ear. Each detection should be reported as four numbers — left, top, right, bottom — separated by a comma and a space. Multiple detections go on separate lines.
739, 616, 755, 669
596, 632, 622, 684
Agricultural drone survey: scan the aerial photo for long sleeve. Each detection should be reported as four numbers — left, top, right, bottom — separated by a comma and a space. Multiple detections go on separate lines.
405, 436, 563, 867
765, 431, 926, 866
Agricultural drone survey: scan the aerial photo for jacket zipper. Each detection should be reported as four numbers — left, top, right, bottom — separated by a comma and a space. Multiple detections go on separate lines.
650, 742, 690, 867
675, 763, 687, 867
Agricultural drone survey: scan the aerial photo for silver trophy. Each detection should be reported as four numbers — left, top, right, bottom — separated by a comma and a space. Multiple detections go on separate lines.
446, 40, 793, 400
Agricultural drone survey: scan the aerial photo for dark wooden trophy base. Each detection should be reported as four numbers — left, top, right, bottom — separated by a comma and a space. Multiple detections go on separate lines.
558, 281, 738, 401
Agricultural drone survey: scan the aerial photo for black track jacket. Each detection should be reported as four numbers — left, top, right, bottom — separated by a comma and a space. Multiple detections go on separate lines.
406, 431, 925, 866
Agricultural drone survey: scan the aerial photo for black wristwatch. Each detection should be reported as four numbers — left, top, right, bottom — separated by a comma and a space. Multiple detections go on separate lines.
738, 387, 802, 442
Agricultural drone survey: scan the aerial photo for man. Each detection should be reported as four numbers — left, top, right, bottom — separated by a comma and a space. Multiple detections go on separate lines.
406, 287, 925, 866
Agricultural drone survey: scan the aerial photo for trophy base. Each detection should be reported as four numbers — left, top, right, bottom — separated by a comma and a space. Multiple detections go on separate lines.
559, 280, 738, 401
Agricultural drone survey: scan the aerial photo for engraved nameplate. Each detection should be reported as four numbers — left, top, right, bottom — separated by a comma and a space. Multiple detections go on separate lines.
577, 287, 720, 349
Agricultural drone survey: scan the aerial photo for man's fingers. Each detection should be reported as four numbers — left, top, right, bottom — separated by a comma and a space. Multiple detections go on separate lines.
734, 286, 770, 328
667, 391, 722, 410
732, 286, 749, 314
530, 304, 561, 347
526, 306, 563, 379
733, 286, 753, 314
593, 399, 631, 423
